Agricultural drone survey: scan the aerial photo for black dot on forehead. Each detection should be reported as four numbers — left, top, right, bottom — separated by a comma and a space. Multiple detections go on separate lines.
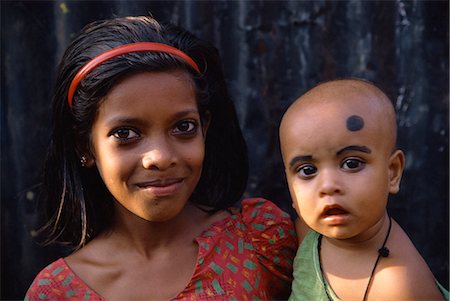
346, 115, 364, 131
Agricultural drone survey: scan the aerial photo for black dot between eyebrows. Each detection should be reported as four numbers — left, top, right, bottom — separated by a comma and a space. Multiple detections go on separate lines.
346, 115, 364, 132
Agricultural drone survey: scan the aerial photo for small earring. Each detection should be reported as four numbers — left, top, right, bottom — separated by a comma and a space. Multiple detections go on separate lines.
80, 156, 87, 167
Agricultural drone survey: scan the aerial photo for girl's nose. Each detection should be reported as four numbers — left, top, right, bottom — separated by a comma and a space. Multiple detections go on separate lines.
141, 139, 176, 171
317, 169, 342, 197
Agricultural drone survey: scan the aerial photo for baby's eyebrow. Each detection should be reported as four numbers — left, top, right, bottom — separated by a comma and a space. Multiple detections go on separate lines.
289, 155, 313, 168
336, 145, 371, 155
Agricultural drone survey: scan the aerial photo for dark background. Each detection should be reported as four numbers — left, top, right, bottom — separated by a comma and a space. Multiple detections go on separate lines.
1, 1, 448, 299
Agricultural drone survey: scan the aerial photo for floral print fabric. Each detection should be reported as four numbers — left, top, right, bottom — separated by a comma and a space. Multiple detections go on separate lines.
25, 198, 297, 300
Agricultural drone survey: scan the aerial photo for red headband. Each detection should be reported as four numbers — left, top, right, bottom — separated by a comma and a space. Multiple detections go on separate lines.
67, 42, 201, 108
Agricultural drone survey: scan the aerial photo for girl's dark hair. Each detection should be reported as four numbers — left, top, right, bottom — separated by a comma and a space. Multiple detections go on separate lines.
40, 16, 248, 249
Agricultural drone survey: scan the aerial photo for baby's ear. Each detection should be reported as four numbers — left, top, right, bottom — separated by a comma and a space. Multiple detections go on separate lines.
388, 149, 405, 194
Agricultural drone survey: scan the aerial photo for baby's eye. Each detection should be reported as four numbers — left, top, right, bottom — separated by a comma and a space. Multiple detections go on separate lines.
111, 128, 139, 141
173, 120, 198, 135
341, 158, 365, 171
297, 164, 317, 179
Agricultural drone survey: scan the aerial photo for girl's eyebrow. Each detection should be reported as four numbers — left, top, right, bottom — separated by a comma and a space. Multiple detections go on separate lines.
336, 145, 371, 155
289, 155, 313, 168
172, 109, 200, 119
105, 109, 199, 125
104, 117, 144, 126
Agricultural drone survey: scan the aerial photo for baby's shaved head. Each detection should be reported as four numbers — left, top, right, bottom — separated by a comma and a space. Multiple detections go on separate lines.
280, 79, 406, 240
280, 79, 398, 153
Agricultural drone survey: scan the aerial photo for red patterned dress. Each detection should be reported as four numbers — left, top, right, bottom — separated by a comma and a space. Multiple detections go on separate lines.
25, 198, 297, 300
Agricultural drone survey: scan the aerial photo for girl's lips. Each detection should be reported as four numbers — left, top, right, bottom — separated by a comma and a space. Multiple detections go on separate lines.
136, 178, 184, 196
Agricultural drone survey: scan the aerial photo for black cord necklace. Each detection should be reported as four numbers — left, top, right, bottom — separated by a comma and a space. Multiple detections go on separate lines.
317, 215, 392, 301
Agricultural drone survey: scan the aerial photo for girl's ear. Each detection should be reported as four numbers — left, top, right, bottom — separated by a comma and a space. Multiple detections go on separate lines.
80, 155, 95, 168
201, 111, 211, 137
388, 149, 405, 194
75, 139, 95, 168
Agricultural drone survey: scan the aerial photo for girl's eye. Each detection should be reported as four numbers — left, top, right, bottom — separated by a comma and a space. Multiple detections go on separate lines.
297, 164, 317, 179
341, 158, 365, 171
111, 128, 139, 141
173, 120, 198, 135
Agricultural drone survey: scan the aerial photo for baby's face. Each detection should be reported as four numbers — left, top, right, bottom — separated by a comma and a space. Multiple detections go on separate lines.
280, 82, 403, 241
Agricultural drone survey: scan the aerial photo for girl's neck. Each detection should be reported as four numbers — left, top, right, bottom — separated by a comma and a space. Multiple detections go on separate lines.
323, 212, 391, 253
107, 202, 208, 255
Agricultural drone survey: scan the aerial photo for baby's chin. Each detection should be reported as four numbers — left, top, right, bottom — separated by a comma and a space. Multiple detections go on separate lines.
314, 226, 359, 241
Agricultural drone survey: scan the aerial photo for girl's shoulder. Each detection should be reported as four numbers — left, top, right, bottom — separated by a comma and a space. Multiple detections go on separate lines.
198, 197, 297, 250
227, 198, 298, 249
25, 258, 68, 299
193, 198, 297, 300
24, 258, 104, 301
231, 197, 293, 222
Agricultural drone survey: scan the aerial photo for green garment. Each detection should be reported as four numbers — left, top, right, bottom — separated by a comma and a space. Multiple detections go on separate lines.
288, 230, 449, 301
438, 282, 450, 301
288, 230, 340, 301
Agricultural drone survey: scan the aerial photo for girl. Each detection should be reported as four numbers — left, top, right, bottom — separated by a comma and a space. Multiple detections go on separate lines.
25, 16, 297, 301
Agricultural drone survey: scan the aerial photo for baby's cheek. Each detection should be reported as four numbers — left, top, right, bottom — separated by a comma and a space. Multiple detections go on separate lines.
291, 199, 300, 216
289, 185, 303, 215
290, 185, 316, 224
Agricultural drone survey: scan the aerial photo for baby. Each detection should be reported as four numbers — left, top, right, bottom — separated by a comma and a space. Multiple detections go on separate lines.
279, 79, 447, 300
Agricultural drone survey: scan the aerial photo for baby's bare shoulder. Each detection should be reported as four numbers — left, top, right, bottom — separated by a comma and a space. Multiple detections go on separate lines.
372, 222, 443, 300
374, 266, 443, 300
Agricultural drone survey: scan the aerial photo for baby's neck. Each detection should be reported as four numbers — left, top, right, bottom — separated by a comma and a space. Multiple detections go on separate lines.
318, 213, 393, 300
322, 213, 391, 253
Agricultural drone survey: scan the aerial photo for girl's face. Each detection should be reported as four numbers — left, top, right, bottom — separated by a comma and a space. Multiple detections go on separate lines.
90, 70, 207, 222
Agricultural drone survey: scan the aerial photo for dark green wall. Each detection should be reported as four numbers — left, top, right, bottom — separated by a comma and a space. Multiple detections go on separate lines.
1, 1, 448, 299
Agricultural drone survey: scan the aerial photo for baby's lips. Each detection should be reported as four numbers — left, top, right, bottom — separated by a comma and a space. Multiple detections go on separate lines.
322, 205, 348, 217
326, 208, 347, 215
